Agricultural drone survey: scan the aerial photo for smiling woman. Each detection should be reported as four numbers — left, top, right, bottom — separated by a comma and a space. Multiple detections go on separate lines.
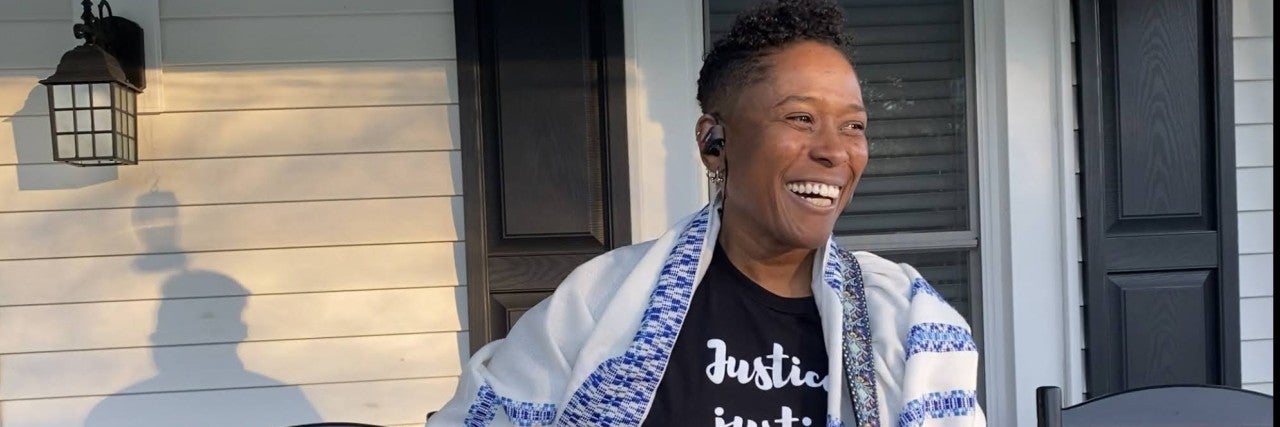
428, 1, 984, 426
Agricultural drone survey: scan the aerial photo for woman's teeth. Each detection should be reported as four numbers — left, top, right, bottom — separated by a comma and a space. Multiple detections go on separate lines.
785, 182, 840, 207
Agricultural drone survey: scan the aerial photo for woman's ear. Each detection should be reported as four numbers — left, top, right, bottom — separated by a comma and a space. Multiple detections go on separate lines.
695, 114, 725, 171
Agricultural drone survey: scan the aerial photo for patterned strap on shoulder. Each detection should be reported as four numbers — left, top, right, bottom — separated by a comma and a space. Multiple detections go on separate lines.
836, 248, 880, 427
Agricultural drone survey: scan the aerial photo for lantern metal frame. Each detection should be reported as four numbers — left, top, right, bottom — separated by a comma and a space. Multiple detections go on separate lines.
39, 0, 145, 166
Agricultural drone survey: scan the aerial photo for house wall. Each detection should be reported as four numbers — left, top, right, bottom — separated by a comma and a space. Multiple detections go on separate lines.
1233, 0, 1274, 397
0, 1, 463, 426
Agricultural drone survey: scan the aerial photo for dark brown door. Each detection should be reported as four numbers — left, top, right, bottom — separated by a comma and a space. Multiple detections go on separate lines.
454, 0, 631, 352
1073, 0, 1240, 397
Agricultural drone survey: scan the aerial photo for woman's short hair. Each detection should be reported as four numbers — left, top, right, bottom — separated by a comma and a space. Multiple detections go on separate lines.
697, 0, 852, 115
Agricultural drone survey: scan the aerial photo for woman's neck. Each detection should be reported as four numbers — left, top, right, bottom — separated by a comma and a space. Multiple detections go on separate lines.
717, 224, 817, 298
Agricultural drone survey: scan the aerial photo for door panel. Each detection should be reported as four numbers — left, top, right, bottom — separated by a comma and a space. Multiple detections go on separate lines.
455, 0, 630, 350
1074, 0, 1239, 397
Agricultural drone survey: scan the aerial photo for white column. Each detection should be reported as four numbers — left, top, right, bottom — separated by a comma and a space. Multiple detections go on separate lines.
623, 0, 708, 241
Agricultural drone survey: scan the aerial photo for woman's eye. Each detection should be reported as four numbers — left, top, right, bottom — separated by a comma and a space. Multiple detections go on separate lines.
789, 115, 814, 124
843, 122, 867, 132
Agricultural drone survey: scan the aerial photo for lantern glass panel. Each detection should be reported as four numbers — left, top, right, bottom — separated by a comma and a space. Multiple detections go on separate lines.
91, 84, 110, 108
57, 135, 74, 159
75, 110, 91, 132
73, 84, 90, 108
94, 109, 112, 132
76, 133, 92, 156
125, 90, 135, 113
53, 85, 72, 109
94, 133, 111, 156
55, 111, 74, 133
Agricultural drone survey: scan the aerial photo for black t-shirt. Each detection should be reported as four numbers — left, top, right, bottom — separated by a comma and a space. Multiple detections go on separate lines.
642, 244, 829, 426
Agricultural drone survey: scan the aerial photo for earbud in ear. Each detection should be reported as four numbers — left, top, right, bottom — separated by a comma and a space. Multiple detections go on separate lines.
702, 124, 725, 156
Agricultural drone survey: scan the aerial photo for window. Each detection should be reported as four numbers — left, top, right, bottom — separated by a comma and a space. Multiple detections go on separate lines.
705, 0, 981, 330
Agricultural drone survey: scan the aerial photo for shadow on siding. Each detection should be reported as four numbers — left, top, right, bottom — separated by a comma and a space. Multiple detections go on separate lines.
84, 191, 321, 427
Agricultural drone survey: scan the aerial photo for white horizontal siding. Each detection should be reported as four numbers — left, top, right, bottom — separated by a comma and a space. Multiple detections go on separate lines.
0, 0, 463, 425
0, 151, 461, 211
1234, 0, 1273, 396
0, 332, 466, 399
1, 104, 461, 165
1239, 254, 1274, 298
0, 287, 465, 354
0, 197, 462, 260
1235, 124, 1273, 168
163, 60, 457, 112
1, 377, 457, 427
158, 0, 452, 19
0, 242, 464, 306
160, 13, 456, 65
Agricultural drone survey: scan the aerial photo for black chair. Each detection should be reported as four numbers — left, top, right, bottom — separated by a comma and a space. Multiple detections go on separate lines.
1037, 385, 1274, 427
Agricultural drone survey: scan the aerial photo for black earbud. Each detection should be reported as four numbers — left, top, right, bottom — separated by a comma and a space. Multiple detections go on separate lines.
702, 124, 725, 156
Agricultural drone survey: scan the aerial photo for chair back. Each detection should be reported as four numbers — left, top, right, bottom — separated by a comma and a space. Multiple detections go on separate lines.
1037, 384, 1273, 427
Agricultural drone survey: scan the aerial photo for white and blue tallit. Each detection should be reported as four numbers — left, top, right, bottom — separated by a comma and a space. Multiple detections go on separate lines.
429, 204, 985, 426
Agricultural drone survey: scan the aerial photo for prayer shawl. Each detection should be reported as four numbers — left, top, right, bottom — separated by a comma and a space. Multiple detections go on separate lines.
429, 205, 985, 427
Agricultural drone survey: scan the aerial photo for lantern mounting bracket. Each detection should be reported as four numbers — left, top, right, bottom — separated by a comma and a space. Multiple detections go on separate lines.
73, 0, 146, 89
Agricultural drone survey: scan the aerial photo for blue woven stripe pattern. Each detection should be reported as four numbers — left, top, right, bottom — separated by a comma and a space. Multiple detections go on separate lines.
909, 278, 946, 303
905, 323, 977, 359
897, 390, 978, 427
832, 245, 881, 427
464, 383, 557, 426
557, 207, 712, 425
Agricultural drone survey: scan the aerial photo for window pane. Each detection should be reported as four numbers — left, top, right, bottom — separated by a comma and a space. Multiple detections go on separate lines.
52, 85, 73, 109
75, 110, 92, 132
76, 133, 92, 158
875, 249, 976, 324
94, 133, 112, 157
94, 109, 112, 132
845, 0, 970, 235
55, 111, 74, 133
56, 135, 75, 159
91, 84, 111, 108
74, 84, 90, 108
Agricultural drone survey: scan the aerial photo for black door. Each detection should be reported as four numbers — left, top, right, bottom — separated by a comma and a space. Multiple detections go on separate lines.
454, 0, 631, 352
1073, 0, 1240, 397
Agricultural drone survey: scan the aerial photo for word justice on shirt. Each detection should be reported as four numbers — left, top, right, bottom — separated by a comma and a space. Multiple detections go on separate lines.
704, 339, 829, 427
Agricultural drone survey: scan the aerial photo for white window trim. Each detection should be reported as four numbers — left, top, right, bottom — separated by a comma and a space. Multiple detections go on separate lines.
623, 0, 709, 242
975, 0, 1084, 425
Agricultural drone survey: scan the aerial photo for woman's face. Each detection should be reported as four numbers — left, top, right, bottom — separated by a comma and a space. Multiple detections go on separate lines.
706, 41, 869, 251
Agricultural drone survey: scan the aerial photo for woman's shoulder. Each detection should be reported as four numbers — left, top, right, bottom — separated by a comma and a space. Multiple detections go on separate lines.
844, 249, 973, 329
549, 239, 660, 312
844, 250, 918, 297
569, 240, 657, 280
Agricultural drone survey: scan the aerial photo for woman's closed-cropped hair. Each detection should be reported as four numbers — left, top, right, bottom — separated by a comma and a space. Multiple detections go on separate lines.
697, 0, 852, 115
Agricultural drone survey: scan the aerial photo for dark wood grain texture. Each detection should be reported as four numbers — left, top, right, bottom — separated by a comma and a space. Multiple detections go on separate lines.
1113, 271, 1214, 388
487, 254, 598, 292
1115, 0, 1205, 218
457, 0, 630, 352
1073, 0, 1239, 397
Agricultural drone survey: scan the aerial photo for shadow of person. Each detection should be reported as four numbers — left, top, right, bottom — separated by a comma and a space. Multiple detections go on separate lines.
85, 191, 321, 427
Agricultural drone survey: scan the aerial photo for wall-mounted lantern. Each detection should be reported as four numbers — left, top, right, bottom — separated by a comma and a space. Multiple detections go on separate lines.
39, 0, 145, 166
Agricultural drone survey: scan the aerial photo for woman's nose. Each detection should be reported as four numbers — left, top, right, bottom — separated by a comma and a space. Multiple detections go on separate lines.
809, 126, 850, 167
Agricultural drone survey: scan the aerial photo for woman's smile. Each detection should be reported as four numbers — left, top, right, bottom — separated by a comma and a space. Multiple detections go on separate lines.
784, 181, 842, 209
